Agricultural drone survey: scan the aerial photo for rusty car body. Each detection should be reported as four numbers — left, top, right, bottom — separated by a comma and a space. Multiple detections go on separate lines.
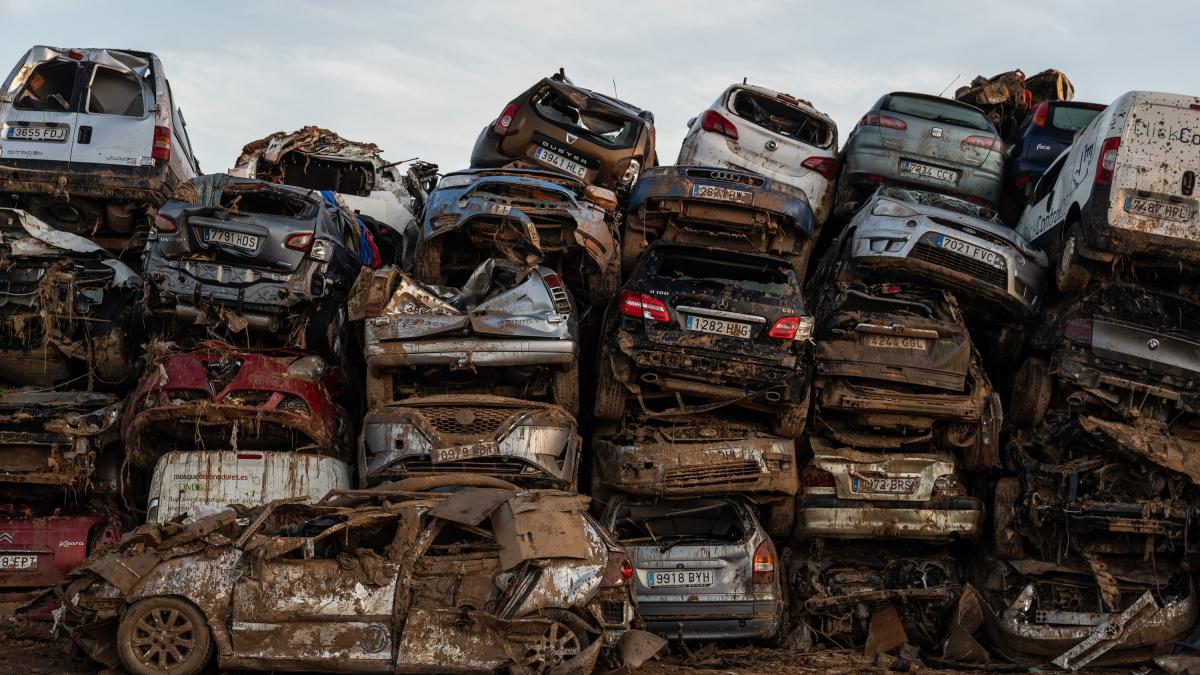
954, 69, 1075, 138
591, 415, 798, 536
122, 343, 350, 477
470, 71, 656, 192
359, 395, 581, 490
363, 260, 580, 412
60, 479, 657, 674
605, 496, 783, 641
0, 207, 141, 387
0, 389, 122, 494
811, 283, 1001, 470
794, 437, 982, 542
595, 241, 812, 437
0, 46, 200, 256
620, 165, 815, 272
410, 167, 619, 309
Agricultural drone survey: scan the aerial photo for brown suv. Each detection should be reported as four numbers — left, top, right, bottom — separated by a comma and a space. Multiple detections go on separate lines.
470, 70, 656, 191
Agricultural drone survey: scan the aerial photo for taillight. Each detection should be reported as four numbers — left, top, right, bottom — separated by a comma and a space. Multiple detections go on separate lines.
1063, 316, 1094, 345
618, 289, 669, 323
964, 135, 1004, 153
493, 102, 519, 136
601, 552, 634, 587
700, 110, 739, 140
236, 453, 262, 460
752, 540, 776, 584
860, 113, 907, 131
1014, 174, 1033, 188
152, 126, 171, 162
67, 50, 84, 61
542, 272, 572, 314
802, 465, 835, 487
801, 156, 838, 180
284, 231, 314, 251
1031, 101, 1050, 128
1095, 137, 1120, 186
153, 213, 177, 233
769, 316, 814, 341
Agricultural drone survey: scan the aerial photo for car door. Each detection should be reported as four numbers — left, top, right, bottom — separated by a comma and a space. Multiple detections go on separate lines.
228, 515, 402, 668
0, 52, 82, 168
71, 59, 156, 170
1016, 151, 1069, 246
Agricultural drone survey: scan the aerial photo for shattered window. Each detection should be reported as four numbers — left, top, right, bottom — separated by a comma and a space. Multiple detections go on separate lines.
730, 89, 834, 148
424, 521, 500, 557
612, 500, 747, 547
1050, 105, 1102, 133
86, 66, 145, 116
14, 60, 79, 112
881, 94, 992, 132
653, 250, 794, 296
878, 186, 1001, 223
533, 87, 638, 148
842, 287, 940, 319
276, 154, 374, 196
220, 188, 316, 218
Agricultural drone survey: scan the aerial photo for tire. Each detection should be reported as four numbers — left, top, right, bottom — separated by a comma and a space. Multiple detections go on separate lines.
306, 292, 349, 369
592, 346, 626, 422
116, 597, 212, 675
551, 363, 580, 416
1055, 229, 1091, 293
411, 237, 444, 286
772, 401, 809, 438
1009, 357, 1052, 428
589, 253, 621, 307
508, 609, 594, 675
832, 165, 857, 218
764, 500, 796, 538
993, 477, 1026, 561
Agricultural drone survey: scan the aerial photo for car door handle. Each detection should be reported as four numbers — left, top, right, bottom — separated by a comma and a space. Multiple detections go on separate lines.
77, 126, 92, 144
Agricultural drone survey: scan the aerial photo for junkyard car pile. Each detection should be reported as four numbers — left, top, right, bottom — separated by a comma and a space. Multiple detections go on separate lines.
2, 46, 1200, 673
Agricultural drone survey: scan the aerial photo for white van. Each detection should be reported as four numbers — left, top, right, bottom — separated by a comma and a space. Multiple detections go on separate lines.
1016, 90, 1200, 292
0, 46, 200, 248
145, 451, 352, 524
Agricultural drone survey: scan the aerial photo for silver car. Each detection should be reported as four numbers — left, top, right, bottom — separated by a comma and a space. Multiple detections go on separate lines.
837, 92, 1004, 213
604, 496, 784, 641
838, 186, 1049, 317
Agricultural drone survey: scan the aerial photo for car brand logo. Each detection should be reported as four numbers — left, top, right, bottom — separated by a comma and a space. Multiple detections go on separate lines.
931, 127, 943, 138
1148, 338, 1160, 350
765, 139, 778, 151
962, 226, 976, 235
0, 533, 11, 544
717, 299, 729, 310
59, 540, 84, 548
707, 170, 742, 183
564, 133, 578, 145
454, 409, 477, 426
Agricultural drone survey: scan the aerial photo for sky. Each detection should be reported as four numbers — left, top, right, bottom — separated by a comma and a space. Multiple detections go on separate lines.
1, 0, 1193, 173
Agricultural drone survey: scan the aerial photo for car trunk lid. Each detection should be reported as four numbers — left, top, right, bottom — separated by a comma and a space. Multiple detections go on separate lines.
177, 183, 318, 273
1113, 95, 1200, 235
877, 94, 997, 169
723, 87, 836, 177
812, 446, 955, 502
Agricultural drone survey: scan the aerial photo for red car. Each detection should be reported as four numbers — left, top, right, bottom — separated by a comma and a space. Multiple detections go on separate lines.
122, 342, 353, 476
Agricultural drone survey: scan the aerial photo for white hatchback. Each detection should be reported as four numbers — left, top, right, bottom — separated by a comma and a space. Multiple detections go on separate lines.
678, 83, 838, 226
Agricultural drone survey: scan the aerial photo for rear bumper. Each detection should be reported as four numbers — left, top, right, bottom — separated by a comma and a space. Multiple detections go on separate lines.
366, 338, 577, 368
844, 147, 1003, 205
794, 495, 983, 541
638, 599, 782, 640
591, 436, 797, 498
1079, 184, 1200, 265
0, 159, 175, 204
146, 255, 322, 320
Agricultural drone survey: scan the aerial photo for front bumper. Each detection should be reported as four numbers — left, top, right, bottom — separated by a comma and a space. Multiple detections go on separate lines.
795, 495, 983, 542
592, 436, 797, 498
366, 338, 578, 368
638, 599, 782, 640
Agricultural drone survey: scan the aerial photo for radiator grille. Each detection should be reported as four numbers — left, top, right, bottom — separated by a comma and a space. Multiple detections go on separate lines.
421, 407, 513, 436
663, 461, 761, 487
910, 243, 1007, 288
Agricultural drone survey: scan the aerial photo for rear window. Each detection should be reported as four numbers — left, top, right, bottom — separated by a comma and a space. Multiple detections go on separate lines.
840, 287, 941, 320
612, 500, 746, 545
221, 188, 316, 218
14, 60, 79, 112
879, 186, 1001, 223
1051, 105, 1102, 133
652, 250, 794, 296
729, 89, 834, 148
86, 66, 145, 116
882, 94, 992, 132
533, 86, 638, 149
270, 153, 374, 197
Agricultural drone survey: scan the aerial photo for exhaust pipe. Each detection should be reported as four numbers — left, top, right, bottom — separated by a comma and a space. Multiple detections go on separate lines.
764, 391, 782, 402
640, 372, 660, 384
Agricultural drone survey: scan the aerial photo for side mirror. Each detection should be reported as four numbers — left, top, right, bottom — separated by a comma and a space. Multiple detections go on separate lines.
686, 117, 696, 129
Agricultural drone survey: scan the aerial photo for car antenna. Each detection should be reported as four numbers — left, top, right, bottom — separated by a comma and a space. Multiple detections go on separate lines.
743, 77, 747, 85
612, 78, 619, 99
938, 74, 961, 97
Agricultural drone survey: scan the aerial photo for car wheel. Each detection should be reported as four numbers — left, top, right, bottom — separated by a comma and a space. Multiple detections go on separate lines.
589, 253, 621, 307
306, 292, 349, 368
510, 610, 593, 675
116, 597, 212, 675
772, 400, 809, 438
1009, 357, 1052, 428
551, 363, 580, 416
1055, 229, 1091, 293
593, 346, 626, 422
832, 164, 855, 217
764, 500, 795, 538
411, 237, 444, 286
993, 477, 1026, 561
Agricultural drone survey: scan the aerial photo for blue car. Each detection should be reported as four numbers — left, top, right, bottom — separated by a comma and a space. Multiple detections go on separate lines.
1002, 99, 1105, 216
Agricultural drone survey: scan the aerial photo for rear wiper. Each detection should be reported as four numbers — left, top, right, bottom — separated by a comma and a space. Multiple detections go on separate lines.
658, 536, 722, 552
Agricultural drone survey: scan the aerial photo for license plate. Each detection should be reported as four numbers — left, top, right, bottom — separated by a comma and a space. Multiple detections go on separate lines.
1125, 196, 1192, 222
532, 146, 587, 179
691, 183, 752, 204
647, 569, 713, 588
900, 160, 959, 184
0, 554, 37, 570
431, 442, 500, 463
935, 235, 1005, 269
852, 476, 918, 494
864, 334, 929, 350
686, 315, 752, 338
203, 228, 261, 252
5, 125, 69, 142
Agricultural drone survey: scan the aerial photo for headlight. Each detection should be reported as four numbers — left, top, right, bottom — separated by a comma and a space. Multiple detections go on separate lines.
620, 159, 641, 186
871, 199, 918, 218
286, 355, 327, 382
436, 174, 475, 190
499, 425, 570, 469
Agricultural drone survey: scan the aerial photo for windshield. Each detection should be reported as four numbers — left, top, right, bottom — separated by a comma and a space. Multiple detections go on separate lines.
613, 500, 746, 549
653, 250, 794, 296
879, 186, 1001, 223
882, 94, 992, 132
533, 86, 639, 148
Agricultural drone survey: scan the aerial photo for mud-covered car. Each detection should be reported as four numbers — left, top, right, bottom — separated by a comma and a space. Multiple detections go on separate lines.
471, 71, 656, 192
410, 167, 619, 308
0, 389, 122, 494
961, 555, 1197, 669
594, 241, 812, 437
359, 395, 581, 490
795, 437, 982, 542
61, 478, 661, 675
0, 46, 201, 256
591, 415, 797, 535
122, 343, 351, 478
0, 207, 141, 387
0, 504, 121, 608
811, 283, 1002, 470
621, 165, 816, 272
604, 496, 784, 641
831, 186, 1048, 318
364, 260, 580, 412
147, 175, 369, 359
